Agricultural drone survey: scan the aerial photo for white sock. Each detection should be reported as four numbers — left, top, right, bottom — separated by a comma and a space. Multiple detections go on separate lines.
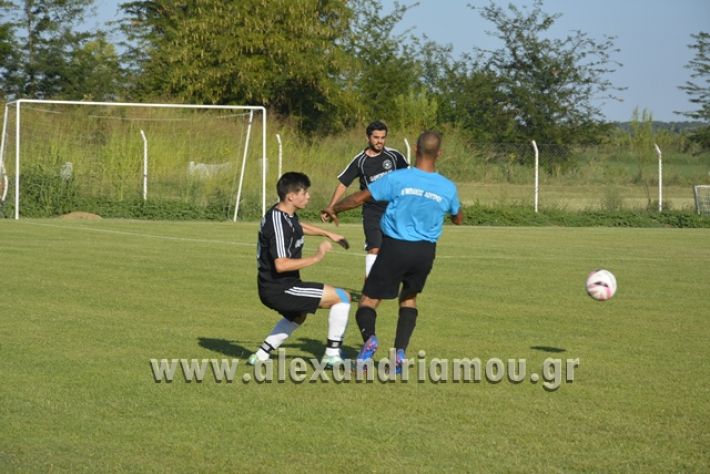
256, 318, 300, 360
325, 302, 350, 356
365, 254, 378, 277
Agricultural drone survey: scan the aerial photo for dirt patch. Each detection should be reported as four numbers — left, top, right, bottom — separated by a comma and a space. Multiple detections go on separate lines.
58, 211, 102, 221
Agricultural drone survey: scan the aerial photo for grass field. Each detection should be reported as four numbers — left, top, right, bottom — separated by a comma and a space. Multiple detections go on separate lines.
1, 219, 709, 472
455, 182, 698, 211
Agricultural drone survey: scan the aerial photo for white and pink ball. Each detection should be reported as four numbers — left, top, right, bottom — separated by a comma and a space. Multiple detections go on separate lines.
586, 269, 617, 301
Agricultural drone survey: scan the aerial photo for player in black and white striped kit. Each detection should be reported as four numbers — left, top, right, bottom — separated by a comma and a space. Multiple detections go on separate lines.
320, 121, 408, 277
250, 172, 351, 367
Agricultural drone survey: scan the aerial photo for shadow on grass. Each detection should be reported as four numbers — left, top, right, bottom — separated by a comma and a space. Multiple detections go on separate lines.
198, 336, 359, 360
530, 346, 566, 353
197, 337, 251, 358
282, 337, 359, 359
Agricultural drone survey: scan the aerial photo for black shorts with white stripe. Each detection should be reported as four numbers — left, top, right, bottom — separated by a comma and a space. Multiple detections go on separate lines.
258, 281, 325, 321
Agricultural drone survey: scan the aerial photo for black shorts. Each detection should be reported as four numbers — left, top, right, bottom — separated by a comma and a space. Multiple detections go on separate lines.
259, 281, 324, 321
362, 236, 436, 300
362, 206, 385, 251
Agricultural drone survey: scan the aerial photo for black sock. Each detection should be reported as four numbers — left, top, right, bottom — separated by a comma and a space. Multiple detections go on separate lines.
394, 307, 418, 351
355, 306, 377, 342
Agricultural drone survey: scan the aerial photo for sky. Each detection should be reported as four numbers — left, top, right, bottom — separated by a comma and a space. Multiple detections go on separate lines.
90, 0, 710, 123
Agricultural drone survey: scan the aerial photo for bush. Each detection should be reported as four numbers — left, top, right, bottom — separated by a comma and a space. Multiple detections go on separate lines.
20, 165, 79, 217
460, 204, 709, 228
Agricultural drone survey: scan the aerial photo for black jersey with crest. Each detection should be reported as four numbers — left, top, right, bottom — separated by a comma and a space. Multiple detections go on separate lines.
337, 147, 408, 213
257, 205, 304, 288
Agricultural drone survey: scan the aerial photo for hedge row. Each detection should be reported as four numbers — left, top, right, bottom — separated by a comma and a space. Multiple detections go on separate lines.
1, 194, 707, 228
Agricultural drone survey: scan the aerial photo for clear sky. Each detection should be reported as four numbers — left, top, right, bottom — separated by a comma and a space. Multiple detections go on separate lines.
91, 0, 709, 122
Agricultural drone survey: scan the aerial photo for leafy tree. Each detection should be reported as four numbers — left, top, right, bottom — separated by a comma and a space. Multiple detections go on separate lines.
470, 0, 621, 149
5, 0, 94, 98
0, 0, 120, 100
118, 0, 358, 133
340, 0, 422, 124
62, 32, 122, 100
677, 32, 710, 148
0, 1, 20, 99
430, 59, 518, 143
678, 32, 710, 122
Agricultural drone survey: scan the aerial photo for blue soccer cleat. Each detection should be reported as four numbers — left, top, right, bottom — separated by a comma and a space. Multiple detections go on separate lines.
356, 335, 379, 362
395, 349, 406, 375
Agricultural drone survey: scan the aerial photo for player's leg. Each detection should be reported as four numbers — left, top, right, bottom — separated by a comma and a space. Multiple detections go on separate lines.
319, 285, 351, 362
354, 295, 382, 362
250, 283, 323, 363
362, 209, 383, 277
395, 296, 417, 353
250, 312, 305, 364
394, 240, 436, 356
354, 236, 404, 362
392, 296, 417, 374
357, 237, 403, 335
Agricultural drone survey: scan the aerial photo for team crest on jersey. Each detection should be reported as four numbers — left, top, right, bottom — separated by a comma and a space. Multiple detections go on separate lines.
383, 159, 393, 170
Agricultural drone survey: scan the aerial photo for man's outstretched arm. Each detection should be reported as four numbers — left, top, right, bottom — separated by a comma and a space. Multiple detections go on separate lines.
321, 189, 373, 225
320, 183, 348, 223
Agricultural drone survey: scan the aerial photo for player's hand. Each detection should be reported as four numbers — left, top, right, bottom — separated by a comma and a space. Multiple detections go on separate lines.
320, 208, 332, 223
315, 240, 333, 261
329, 232, 349, 250
320, 208, 339, 226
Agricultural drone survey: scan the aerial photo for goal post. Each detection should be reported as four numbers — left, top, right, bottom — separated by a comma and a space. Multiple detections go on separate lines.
0, 102, 10, 203
0, 99, 268, 220
693, 185, 710, 216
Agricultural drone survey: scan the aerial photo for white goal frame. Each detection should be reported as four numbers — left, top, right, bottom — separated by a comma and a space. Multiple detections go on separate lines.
0, 99, 267, 220
693, 185, 710, 216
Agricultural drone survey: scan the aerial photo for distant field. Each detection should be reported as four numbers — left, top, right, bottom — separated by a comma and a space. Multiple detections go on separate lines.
456, 182, 698, 211
3, 104, 709, 217
1, 219, 708, 472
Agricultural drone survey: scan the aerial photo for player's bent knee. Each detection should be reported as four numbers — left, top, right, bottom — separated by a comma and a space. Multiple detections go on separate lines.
335, 287, 350, 303
399, 295, 417, 307
320, 285, 350, 308
359, 295, 381, 309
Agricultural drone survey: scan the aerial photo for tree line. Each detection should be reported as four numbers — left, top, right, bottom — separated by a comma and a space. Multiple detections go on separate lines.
1, 0, 708, 146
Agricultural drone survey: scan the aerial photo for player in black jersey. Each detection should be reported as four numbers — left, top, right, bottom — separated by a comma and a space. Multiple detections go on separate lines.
320, 121, 408, 277
249, 172, 351, 367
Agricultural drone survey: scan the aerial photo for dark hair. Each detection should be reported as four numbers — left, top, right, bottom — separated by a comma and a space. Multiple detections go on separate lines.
277, 172, 311, 201
366, 120, 388, 137
416, 131, 442, 158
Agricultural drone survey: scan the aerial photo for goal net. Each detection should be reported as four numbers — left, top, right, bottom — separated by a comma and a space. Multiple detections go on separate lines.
0, 100, 267, 220
693, 185, 710, 216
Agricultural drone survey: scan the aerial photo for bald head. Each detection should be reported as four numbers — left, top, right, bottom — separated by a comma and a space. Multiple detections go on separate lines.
416, 131, 442, 160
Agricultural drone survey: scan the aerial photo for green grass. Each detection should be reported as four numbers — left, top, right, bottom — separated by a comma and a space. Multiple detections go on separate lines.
456, 182, 697, 210
1, 219, 709, 472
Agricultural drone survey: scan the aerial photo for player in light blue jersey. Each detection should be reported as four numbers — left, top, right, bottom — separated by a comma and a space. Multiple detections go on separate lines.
322, 131, 463, 372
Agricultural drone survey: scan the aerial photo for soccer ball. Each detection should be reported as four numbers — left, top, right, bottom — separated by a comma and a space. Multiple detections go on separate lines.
585, 269, 617, 301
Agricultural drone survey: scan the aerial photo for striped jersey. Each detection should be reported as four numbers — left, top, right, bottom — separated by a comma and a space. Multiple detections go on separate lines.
337, 147, 408, 212
257, 205, 304, 288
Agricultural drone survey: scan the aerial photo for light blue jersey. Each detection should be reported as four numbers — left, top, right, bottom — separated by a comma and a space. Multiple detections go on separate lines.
368, 167, 460, 243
